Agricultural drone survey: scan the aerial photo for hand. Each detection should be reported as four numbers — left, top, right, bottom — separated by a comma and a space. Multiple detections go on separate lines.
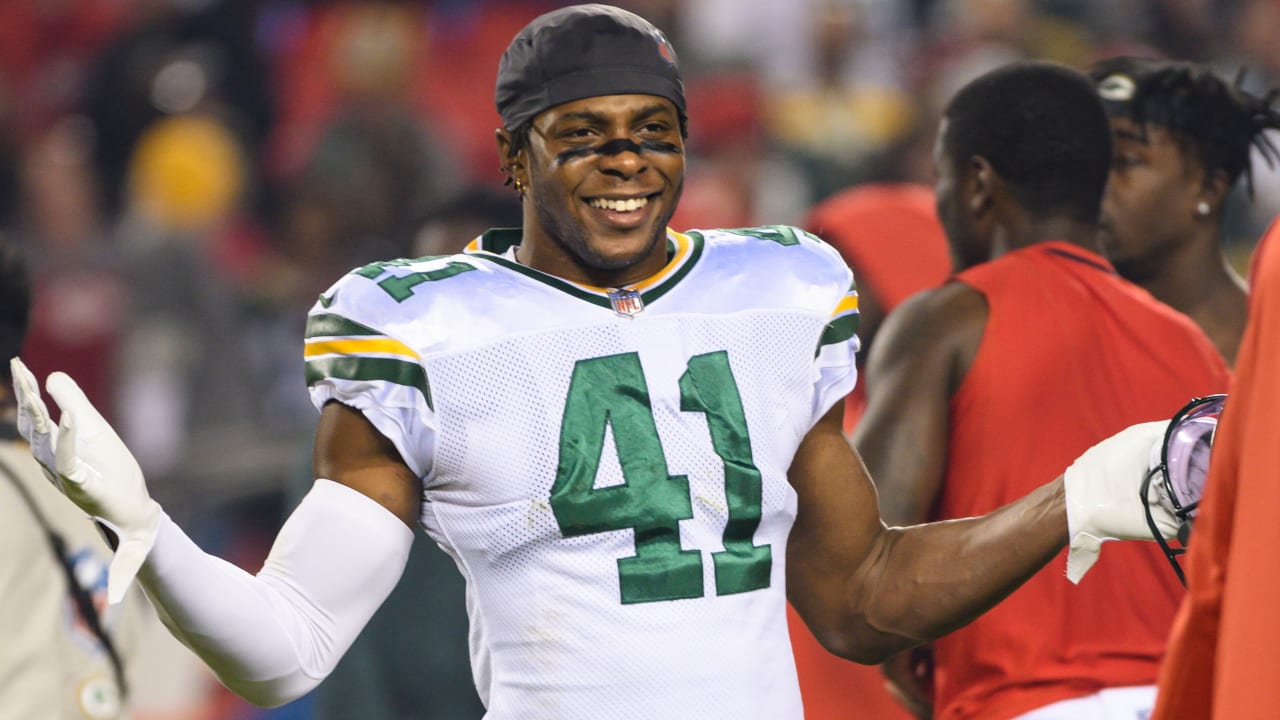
11, 358, 59, 485
1062, 420, 1172, 583
881, 646, 934, 719
11, 358, 161, 603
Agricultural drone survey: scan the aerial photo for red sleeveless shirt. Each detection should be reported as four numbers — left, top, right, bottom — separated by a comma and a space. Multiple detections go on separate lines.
934, 242, 1230, 720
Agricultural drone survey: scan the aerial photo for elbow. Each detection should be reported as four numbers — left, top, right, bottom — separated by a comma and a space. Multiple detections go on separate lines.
819, 629, 907, 666
804, 617, 906, 665
840, 643, 896, 666
821, 585, 923, 662
828, 640, 884, 666
221, 671, 322, 709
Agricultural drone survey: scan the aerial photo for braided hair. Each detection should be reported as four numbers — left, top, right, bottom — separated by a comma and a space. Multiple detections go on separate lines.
1090, 56, 1280, 199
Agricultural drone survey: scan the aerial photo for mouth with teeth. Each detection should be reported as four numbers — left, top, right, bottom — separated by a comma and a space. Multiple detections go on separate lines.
585, 193, 658, 228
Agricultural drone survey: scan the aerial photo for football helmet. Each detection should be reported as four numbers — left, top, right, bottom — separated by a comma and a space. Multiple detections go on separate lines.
1141, 394, 1227, 585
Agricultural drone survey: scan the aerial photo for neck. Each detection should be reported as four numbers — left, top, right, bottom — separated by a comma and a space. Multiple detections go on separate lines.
993, 215, 1102, 258
1117, 227, 1248, 365
1137, 242, 1248, 326
516, 214, 672, 289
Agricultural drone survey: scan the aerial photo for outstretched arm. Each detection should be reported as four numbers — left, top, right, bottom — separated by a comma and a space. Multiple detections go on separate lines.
11, 360, 417, 708
138, 401, 418, 706
786, 403, 1067, 663
786, 375, 1167, 663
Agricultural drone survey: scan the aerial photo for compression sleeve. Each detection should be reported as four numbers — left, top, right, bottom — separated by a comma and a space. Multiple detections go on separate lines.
138, 480, 414, 707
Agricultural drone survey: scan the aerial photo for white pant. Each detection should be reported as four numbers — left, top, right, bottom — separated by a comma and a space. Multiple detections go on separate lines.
1011, 685, 1155, 720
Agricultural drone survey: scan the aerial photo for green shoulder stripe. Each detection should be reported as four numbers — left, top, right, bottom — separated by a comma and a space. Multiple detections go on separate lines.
306, 356, 433, 409
718, 224, 809, 246
817, 313, 860, 355
353, 255, 451, 279
306, 313, 384, 339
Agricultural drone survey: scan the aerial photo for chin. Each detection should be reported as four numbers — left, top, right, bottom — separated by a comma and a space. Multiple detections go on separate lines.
578, 240, 658, 273
1098, 234, 1132, 264
582, 224, 667, 269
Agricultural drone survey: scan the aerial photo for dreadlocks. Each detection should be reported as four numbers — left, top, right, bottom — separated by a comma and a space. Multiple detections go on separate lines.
1090, 56, 1280, 199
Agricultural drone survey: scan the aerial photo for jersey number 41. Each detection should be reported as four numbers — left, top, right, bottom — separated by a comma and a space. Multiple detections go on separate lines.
550, 351, 772, 605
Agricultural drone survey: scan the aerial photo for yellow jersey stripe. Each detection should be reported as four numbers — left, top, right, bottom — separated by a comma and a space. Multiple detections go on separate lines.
304, 338, 420, 360
831, 293, 860, 317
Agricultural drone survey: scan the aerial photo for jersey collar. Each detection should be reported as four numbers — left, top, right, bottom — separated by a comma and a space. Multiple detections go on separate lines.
463, 228, 704, 310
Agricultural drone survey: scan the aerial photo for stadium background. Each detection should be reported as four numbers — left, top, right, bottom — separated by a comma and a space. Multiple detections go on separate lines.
2, 0, 1277, 717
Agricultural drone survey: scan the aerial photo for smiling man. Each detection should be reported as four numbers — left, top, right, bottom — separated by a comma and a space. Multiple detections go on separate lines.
8, 7, 1200, 720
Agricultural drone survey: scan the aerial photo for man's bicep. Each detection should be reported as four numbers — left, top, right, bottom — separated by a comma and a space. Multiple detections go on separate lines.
786, 402, 888, 656
853, 287, 980, 526
314, 401, 422, 528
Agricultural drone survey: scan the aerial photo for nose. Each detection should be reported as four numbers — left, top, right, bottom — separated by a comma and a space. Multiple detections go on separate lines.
596, 138, 648, 179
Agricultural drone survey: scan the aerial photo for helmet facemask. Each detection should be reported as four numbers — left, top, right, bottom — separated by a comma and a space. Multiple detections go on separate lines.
1140, 394, 1227, 586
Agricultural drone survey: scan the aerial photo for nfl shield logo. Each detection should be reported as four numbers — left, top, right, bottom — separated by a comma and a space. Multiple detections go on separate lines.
608, 288, 644, 318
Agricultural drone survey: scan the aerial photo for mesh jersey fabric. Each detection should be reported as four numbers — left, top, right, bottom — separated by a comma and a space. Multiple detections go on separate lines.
932, 242, 1231, 720
304, 226, 860, 719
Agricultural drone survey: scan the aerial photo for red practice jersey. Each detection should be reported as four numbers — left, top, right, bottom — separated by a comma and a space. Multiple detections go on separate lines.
934, 242, 1230, 720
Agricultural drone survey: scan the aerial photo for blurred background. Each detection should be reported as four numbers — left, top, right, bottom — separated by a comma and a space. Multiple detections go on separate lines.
3, 0, 1277, 718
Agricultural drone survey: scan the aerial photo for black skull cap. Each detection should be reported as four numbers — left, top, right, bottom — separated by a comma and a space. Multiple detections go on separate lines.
495, 4, 685, 130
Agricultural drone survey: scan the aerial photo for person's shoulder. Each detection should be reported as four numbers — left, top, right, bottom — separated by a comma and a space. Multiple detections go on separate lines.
896, 281, 986, 327
692, 224, 850, 278
688, 225, 854, 311
309, 253, 483, 329
882, 281, 988, 356
695, 224, 835, 253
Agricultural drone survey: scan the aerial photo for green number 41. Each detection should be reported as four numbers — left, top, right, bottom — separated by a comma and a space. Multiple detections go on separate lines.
550, 351, 772, 604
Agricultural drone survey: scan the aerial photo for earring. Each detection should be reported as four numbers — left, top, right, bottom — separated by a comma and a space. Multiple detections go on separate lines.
1196, 201, 1211, 216
512, 179, 527, 195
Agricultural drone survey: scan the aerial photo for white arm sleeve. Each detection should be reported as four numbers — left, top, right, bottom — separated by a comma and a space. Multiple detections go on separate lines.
138, 480, 414, 707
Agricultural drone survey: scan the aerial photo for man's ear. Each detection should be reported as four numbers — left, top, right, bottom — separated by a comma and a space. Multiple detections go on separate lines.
495, 128, 527, 187
1197, 167, 1230, 217
966, 156, 997, 217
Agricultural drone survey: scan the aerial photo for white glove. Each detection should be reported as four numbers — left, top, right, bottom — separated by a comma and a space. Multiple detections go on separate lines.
1062, 420, 1175, 583
10, 358, 162, 604
12, 358, 59, 486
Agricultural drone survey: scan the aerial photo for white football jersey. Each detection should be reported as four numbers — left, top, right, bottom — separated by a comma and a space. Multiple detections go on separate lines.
305, 226, 860, 719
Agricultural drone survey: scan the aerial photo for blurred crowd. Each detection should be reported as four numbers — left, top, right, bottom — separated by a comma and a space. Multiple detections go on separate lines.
2, 0, 1278, 717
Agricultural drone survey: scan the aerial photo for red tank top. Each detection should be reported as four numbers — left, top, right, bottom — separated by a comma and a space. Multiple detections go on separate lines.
934, 242, 1231, 720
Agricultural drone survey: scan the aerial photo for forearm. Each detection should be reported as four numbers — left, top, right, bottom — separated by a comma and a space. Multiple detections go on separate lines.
852, 477, 1067, 660
138, 481, 413, 707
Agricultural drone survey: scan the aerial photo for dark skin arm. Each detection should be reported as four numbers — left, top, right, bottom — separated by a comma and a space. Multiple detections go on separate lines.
847, 282, 986, 716
786, 403, 1067, 663
787, 282, 1066, 663
853, 283, 984, 526
313, 401, 422, 528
